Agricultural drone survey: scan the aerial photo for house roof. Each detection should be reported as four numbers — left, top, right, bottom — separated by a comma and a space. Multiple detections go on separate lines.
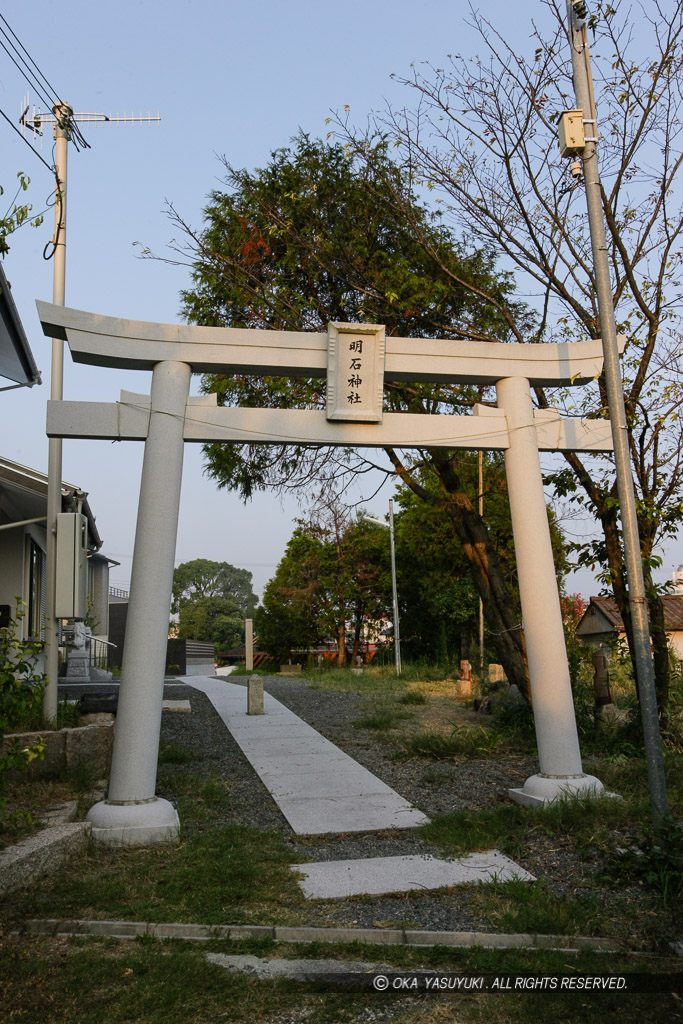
0, 262, 41, 388
0, 455, 102, 549
577, 594, 683, 635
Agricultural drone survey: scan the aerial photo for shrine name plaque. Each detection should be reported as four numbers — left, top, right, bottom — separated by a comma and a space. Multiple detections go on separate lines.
326, 322, 386, 423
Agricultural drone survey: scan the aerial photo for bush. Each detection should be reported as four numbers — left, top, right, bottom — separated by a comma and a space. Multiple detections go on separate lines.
0, 605, 46, 815
0, 605, 46, 734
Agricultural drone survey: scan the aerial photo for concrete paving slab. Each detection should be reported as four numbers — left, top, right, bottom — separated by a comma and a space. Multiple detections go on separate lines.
249, 751, 352, 773
293, 851, 535, 899
185, 676, 428, 835
162, 700, 191, 713
206, 952, 396, 980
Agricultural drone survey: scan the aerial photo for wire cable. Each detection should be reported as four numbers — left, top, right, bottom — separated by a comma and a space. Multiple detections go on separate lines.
0, 13, 61, 108
0, 36, 55, 110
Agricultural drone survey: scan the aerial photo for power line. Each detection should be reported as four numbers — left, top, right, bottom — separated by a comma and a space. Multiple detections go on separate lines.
0, 16, 59, 110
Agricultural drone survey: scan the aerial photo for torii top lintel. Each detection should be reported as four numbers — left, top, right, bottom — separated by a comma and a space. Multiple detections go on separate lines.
37, 302, 620, 388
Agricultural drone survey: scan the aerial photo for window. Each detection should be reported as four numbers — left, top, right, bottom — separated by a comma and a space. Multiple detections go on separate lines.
28, 539, 46, 639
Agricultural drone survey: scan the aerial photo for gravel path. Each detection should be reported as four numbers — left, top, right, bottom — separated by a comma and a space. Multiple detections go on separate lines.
157, 675, 645, 937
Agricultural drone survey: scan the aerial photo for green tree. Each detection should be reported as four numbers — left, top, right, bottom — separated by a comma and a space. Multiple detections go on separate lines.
256, 511, 391, 662
168, 133, 537, 699
339, 0, 683, 715
172, 558, 257, 648
393, 454, 568, 665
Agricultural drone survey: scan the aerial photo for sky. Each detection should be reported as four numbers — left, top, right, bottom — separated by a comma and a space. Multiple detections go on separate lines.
1, 0, 678, 602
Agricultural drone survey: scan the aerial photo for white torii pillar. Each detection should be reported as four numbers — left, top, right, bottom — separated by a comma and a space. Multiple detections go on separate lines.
87, 360, 191, 844
497, 376, 601, 804
39, 303, 618, 843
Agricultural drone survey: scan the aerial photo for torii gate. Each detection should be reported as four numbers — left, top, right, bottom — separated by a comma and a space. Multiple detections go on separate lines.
39, 302, 617, 846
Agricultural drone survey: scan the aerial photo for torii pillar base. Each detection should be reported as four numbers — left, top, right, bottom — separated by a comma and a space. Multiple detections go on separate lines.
509, 772, 604, 808
87, 798, 179, 847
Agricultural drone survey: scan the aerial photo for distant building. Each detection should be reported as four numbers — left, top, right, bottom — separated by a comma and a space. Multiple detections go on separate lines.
576, 589, 683, 659
0, 457, 116, 662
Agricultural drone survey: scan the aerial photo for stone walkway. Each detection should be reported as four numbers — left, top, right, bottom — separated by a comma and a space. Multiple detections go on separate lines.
185, 676, 534, 899
185, 677, 428, 835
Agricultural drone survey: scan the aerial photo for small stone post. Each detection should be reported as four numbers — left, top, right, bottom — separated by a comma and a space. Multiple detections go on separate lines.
457, 659, 474, 699
247, 674, 264, 715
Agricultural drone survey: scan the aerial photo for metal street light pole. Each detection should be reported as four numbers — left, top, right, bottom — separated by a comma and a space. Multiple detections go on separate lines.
565, 1, 667, 822
362, 501, 402, 675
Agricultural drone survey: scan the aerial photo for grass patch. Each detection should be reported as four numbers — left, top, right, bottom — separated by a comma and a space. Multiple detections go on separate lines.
420, 802, 528, 857
2, 934, 681, 1024
421, 793, 633, 861
601, 815, 683, 909
157, 739, 194, 764
399, 690, 428, 705
9, 821, 303, 926
471, 876, 607, 936
402, 725, 499, 759
353, 708, 403, 731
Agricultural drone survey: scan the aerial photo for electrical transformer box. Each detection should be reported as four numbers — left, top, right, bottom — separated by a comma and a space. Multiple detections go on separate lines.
55, 512, 88, 619
558, 109, 585, 157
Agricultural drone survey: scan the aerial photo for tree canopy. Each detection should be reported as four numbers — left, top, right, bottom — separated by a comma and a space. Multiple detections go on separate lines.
256, 506, 391, 663
172, 558, 257, 648
333, 0, 683, 714
172, 133, 537, 698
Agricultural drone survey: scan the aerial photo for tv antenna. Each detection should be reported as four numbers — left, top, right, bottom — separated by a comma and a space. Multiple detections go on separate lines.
19, 92, 160, 153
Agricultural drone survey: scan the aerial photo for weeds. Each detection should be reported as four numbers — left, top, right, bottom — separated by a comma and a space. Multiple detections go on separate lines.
402, 725, 499, 759
353, 709, 403, 731
158, 740, 194, 765
399, 690, 427, 705
602, 816, 683, 908
472, 876, 607, 935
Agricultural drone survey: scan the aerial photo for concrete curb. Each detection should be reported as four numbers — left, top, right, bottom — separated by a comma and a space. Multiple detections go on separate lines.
26, 918, 620, 952
1, 824, 91, 895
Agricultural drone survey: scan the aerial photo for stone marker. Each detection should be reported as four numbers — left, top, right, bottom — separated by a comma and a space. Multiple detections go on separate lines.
457, 659, 474, 698
488, 663, 507, 685
247, 675, 264, 715
592, 647, 613, 708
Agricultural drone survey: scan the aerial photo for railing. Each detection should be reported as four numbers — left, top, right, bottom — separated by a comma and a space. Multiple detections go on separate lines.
90, 636, 116, 671
109, 587, 129, 600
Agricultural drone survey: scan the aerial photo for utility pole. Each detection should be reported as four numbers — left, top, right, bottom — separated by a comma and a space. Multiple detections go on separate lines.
478, 450, 484, 679
564, 0, 668, 822
20, 101, 161, 721
43, 102, 70, 720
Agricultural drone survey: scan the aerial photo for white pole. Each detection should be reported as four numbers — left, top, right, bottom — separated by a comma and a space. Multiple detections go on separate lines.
389, 499, 401, 675
87, 359, 190, 844
245, 617, 254, 672
497, 375, 604, 805
43, 103, 72, 722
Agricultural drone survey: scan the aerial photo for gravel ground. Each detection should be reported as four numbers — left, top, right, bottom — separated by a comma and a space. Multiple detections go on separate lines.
156, 675, 661, 940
